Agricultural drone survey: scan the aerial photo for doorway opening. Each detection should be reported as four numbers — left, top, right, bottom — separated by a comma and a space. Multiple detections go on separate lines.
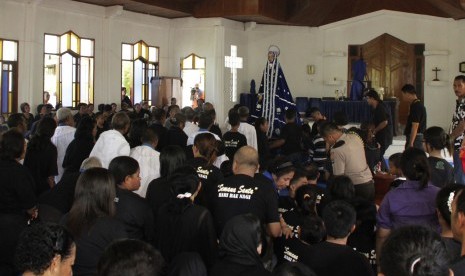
181, 53, 205, 108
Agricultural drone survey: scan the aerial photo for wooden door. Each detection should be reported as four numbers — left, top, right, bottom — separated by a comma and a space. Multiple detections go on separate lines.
350, 34, 423, 133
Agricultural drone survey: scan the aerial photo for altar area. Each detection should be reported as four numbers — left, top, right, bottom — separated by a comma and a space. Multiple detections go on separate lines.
240, 93, 399, 135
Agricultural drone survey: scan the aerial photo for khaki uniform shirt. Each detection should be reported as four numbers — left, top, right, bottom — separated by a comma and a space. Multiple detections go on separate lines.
330, 133, 373, 185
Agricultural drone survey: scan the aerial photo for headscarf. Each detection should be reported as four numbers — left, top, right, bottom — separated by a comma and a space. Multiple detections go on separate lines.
218, 214, 263, 266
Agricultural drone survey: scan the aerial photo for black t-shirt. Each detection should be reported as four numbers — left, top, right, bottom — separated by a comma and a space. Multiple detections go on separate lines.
280, 122, 302, 155
428, 156, 454, 188
148, 122, 168, 151
256, 130, 271, 168
452, 256, 465, 276
282, 209, 306, 238
24, 141, 58, 196
280, 238, 312, 263
210, 124, 223, 140
443, 237, 461, 264
212, 174, 280, 236
190, 157, 224, 210
372, 103, 392, 147
146, 177, 171, 221
156, 204, 218, 268
210, 259, 271, 276
300, 241, 374, 276
0, 159, 37, 214
38, 171, 80, 215
66, 216, 127, 276
404, 99, 427, 136
223, 131, 247, 160
63, 137, 94, 174
167, 126, 188, 148
115, 187, 154, 243
278, 196, 296, 215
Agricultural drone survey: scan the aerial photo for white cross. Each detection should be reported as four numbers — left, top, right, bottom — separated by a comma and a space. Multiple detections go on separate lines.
225, 45, 243, 102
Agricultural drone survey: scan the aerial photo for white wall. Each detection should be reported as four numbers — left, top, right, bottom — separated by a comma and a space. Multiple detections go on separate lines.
246, 11, 462, 130
0, 0, 462, 130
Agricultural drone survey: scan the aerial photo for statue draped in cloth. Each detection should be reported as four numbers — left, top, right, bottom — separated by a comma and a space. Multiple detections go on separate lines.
251, 45, 298, 137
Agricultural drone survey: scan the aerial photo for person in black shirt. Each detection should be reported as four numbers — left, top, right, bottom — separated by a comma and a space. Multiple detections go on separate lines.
62, 116, 96, 174
0, 130, 37, 275
387, 153, 406, 189
155, 166, 218, 269
167, 113, 188, 148
190, 133, 224, 210
121, 87, 132, 108
24, 117, 58, 196
278, 169, 309, 214
148, 108, 168, 152
282, 185, 317, 237
270, 109, 302, 164
424, 126, 454, 188
109, 156, 154, 243
203, 103, 223, 139
381, 226, 450, 276
212, 146, 281, 238
300, 201, 373, 276
223, 112, 247, 160
65, 168, 127, 276
146, 145, 187, 221
320, 175, 377, 271
402, 84, 426, 150
132, 103, 150, 120
365, 89, 393, 158
278, 215, 325, 265
73, 103, 89, 127
38, 157, 102, 223
210, 214, 271, 276
254, 117, 271, 170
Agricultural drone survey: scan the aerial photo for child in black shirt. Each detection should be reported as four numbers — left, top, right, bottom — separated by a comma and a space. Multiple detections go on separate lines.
223, 112, 247, 160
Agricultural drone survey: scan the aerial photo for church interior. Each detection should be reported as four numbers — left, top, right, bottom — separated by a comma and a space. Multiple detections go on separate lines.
2, 0, 465, 129
3, 0, 465, 275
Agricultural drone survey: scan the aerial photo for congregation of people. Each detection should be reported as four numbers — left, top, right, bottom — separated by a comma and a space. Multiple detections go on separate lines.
3, 77, 465, 276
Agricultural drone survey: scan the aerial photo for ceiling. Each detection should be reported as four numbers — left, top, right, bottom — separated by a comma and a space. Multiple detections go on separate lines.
73, 0, 465, 27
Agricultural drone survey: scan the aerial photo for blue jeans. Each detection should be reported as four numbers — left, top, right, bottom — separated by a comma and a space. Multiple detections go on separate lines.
453, 150, 465, 184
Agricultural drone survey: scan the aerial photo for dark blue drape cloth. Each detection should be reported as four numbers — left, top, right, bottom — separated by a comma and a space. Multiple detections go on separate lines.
350, 59, 367, 101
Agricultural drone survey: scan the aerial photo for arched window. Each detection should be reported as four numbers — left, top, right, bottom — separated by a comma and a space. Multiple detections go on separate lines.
44, 31, 94, 108
122, 41, 159, 106
0, 39, 18, 116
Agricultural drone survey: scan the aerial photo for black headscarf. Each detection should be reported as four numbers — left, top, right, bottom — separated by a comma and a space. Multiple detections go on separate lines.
218, 214, 263, 266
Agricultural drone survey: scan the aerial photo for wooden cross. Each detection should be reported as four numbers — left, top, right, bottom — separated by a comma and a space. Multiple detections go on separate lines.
225, 45, 243, 102
432, 67, 441, 81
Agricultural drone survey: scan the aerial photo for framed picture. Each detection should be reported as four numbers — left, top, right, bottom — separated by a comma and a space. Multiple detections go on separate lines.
460, 62, 465, 73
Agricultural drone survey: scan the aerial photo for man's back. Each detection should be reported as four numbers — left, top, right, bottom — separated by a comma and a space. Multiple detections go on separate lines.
51, 125, 76, 183
89, 129, 130, 168
300, 241, 373, 276
332, 133, 372, 185
212, 174, 279, 236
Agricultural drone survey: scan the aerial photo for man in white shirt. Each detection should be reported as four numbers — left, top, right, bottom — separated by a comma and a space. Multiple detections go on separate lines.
51, 108, 76, 183
238, 106, 258, 150
130, 128, 160, 198
90, 112, 131, 168
182, 106, 199, 137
